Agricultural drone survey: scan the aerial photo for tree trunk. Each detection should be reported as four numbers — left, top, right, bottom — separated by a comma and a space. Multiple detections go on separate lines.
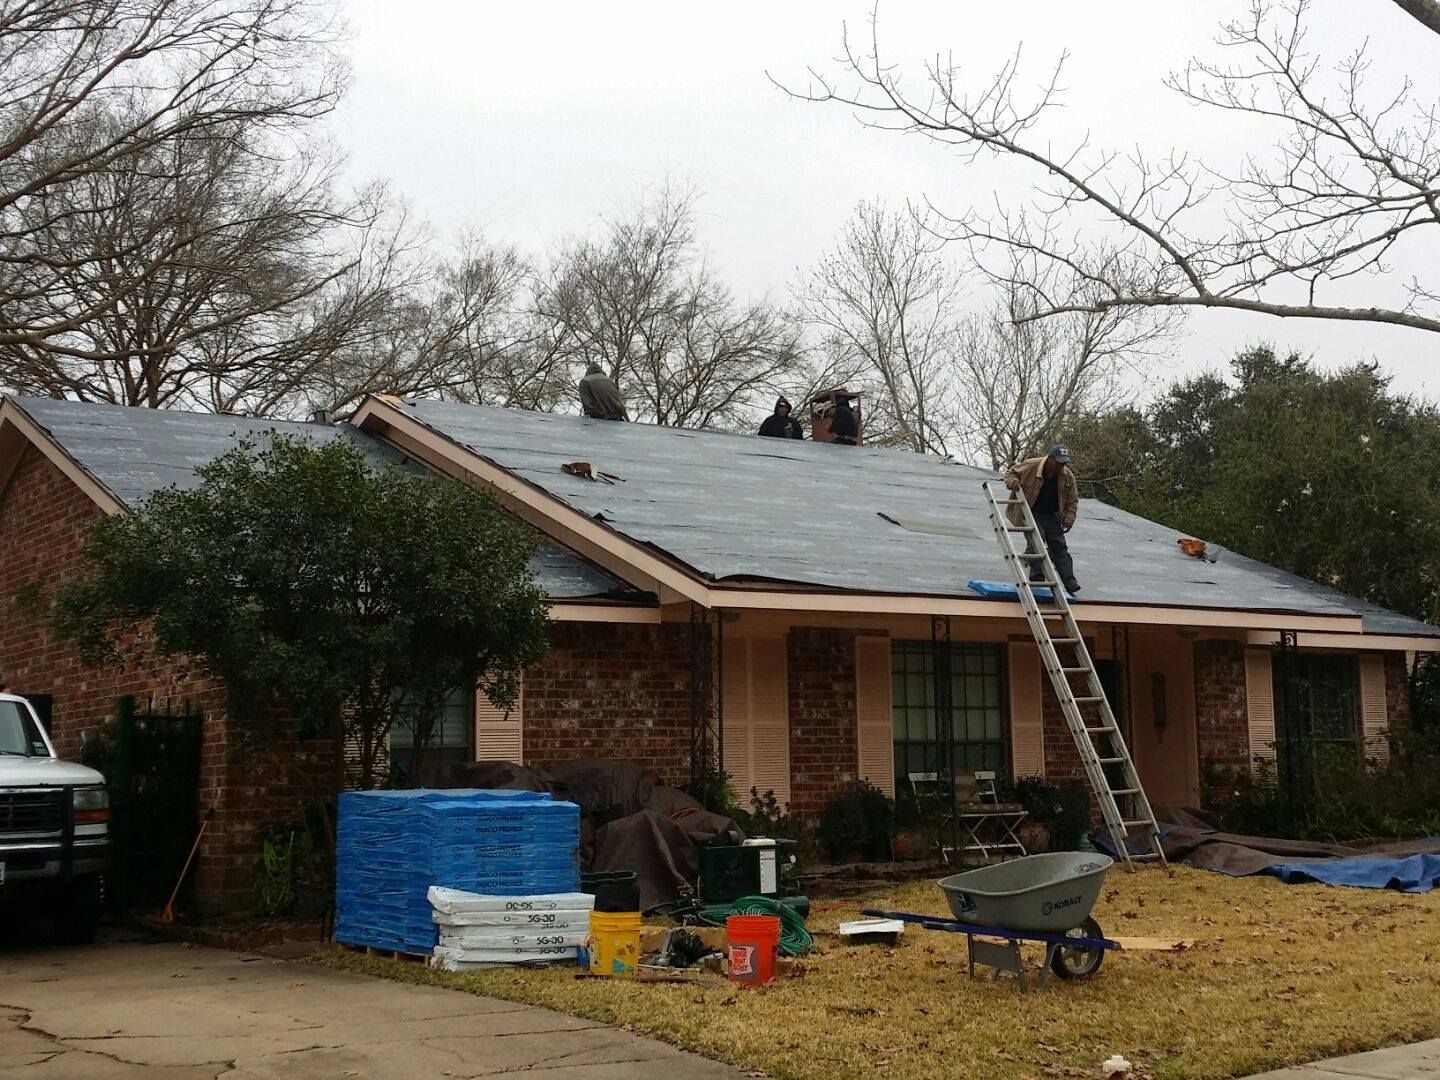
1390, 0, 1440, 36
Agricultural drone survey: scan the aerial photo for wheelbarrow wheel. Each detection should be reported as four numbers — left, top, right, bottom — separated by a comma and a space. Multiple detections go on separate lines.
1050, 917, 1105, 980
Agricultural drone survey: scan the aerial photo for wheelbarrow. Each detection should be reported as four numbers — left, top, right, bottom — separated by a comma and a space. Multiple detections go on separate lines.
863, 851, 1116, 991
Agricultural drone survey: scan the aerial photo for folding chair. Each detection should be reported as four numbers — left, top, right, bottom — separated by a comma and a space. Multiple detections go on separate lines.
953, 770, 1028, 863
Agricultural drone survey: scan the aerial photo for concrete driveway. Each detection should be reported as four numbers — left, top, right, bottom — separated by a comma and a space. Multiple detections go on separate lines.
0, 935, 745, 1079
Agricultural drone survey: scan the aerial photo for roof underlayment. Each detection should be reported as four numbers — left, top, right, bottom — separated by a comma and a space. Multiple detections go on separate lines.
386, 399, 1440, 638
8, 397, 629, 603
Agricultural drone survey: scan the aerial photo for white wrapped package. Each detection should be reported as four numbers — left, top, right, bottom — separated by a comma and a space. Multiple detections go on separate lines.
431, 942, 578, 967
438, 927, 587, 949
432, 907, 592, 930
427, 886, 594, 915
431, 947, 579, 972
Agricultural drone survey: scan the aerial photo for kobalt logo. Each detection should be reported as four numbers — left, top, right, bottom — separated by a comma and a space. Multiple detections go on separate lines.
1041, 894, 1083, 917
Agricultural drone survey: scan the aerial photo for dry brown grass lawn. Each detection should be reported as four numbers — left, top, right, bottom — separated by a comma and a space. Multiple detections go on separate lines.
316, 866, 1440, 1080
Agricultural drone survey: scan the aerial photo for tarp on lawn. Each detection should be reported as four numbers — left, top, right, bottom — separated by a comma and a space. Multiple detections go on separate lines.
1096, 807, 1440, 893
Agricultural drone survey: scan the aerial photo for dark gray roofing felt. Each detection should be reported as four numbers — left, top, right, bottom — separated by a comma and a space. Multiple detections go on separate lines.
393, 399, 1440, 638
9, 396, 629, 603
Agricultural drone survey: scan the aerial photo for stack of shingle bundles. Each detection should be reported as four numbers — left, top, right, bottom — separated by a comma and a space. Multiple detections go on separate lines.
335, 789, 581, 956
335, 790, 436, 954
428, 886, 593, 970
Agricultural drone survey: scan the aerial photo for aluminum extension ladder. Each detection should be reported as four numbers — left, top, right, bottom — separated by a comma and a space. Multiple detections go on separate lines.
981, 480, 1165, 868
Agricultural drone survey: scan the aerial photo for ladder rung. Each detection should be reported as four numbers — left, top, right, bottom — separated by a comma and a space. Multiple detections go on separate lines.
1072, 695, 1104, 703
1084, 725, 1115, 734
1003, 525, 1035, 533
1109, 788, 1142, 796
1051, 637, 1081, 645
1059, 666, 1089, 673
1097, 756, 1125, 765
1016, 552, 1046, 560
1121, 820, 1156, 828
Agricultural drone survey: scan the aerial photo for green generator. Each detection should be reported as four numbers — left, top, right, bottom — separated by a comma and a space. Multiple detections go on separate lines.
697, 839, 809, 921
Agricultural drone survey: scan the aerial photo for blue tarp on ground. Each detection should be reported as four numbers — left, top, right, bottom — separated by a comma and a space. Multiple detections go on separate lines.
1261, 853, 1440, 893
1098, 808, 1440, 894
967, 579, 1077, 603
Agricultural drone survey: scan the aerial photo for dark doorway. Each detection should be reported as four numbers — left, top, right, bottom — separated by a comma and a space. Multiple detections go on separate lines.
1094, 659, 1126, 789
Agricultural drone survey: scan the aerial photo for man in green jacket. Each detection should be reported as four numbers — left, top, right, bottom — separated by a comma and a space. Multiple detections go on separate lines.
1004, 444, 1081, 593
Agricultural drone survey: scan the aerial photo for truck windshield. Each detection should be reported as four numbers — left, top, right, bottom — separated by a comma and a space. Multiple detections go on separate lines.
0, 700, 47, 756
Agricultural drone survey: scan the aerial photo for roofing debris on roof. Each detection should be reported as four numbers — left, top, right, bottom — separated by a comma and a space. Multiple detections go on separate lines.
7, 397, 635, 604
386, 398, 1440, 637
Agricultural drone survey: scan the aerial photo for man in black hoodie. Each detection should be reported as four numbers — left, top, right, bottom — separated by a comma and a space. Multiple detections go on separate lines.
757, 396, 803, 439
829, 395, 858, 445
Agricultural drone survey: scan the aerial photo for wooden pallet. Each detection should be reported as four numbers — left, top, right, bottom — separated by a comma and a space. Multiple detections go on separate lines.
338, 941, 429, 965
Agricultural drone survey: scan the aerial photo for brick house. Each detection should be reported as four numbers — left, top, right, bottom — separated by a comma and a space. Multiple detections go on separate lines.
2, 394, 1436, 909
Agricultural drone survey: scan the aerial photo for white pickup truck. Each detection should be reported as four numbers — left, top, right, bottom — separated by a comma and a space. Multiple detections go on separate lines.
0, 692, 109, 944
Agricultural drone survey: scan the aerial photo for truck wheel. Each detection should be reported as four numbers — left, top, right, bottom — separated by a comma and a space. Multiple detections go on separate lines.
54, 876, 102, 946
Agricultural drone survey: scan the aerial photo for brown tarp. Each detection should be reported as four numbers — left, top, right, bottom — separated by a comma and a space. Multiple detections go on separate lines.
1152, 806, 1440, 876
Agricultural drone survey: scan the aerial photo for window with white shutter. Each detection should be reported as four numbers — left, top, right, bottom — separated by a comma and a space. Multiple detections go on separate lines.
855, 636, 895, 797
1245, 650, 1276, 765
475, 681, 524, 764
1359, 653, 1389, 763
1008, 642, 1044, 779
722, 637, 791, 807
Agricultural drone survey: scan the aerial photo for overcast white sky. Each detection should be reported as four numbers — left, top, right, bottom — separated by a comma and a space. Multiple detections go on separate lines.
332, 0, 1439, 400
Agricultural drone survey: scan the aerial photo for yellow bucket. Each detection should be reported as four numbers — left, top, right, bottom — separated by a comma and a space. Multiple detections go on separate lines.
587, 911, 642, 977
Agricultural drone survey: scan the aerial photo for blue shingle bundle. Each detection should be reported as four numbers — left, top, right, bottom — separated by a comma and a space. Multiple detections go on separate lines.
335, 789, 580, 954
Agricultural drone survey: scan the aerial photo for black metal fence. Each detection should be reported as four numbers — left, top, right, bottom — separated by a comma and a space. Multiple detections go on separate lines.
83, 695, 203, 913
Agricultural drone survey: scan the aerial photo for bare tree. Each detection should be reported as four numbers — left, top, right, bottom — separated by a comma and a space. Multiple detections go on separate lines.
789, 0, 1440, 338
0, 0, 348, 362
0, 112, 379, 412
799, 201, 961, 454
539, 186, 802, 429
295, 229, 573, 417
956, 257, 1177, 469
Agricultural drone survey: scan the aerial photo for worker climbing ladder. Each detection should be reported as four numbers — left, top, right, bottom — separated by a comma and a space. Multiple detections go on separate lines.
980, 481, 1166, 868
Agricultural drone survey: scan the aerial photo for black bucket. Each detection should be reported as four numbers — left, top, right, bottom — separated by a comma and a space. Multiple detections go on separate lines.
581, 871, 640, 913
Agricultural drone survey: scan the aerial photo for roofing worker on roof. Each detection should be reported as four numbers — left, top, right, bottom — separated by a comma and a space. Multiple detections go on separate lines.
1005, 444, 1082, 594
757, 396, 803, 439
579, 363, 628, 421
829, 394, 859, 445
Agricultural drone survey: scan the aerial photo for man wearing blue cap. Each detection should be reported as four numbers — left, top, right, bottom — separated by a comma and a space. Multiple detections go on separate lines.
1004, 444, 1081, 593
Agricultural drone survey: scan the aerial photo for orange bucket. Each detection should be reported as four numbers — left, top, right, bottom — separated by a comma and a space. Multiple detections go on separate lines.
726, 914, 781, 986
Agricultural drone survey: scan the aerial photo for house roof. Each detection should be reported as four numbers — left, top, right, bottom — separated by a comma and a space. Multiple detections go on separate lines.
382, 398, 1440, 638
2, 396, 632, 603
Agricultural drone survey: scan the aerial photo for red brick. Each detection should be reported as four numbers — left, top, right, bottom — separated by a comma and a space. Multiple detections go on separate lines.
0, 445, 324, 913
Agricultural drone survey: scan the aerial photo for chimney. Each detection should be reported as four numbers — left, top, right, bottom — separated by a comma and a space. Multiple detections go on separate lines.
808, 388, 864, 446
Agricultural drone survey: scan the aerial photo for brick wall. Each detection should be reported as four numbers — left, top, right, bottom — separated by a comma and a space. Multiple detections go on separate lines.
0, 445, 322, 913
521, 621, 693, 786
1040, 678, 1087, 786
1193, 640, 1250, 790
1384, 652, 1411, 731
786, 628, 860, 818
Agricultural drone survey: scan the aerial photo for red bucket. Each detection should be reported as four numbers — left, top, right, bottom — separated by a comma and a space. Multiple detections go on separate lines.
726, 914, 781, 986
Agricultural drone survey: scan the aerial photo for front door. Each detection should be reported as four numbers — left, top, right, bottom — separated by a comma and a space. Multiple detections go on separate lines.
1126, 629, 1199, 807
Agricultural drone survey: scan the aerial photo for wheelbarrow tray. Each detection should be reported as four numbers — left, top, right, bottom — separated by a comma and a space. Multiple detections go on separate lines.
938, 851, 1113, 933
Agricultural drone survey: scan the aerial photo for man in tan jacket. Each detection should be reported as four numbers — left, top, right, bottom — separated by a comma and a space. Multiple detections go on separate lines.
1004, 444, 1082, 593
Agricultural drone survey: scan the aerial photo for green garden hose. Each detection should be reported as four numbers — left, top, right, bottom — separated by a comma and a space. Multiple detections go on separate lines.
702, 895, 813, 956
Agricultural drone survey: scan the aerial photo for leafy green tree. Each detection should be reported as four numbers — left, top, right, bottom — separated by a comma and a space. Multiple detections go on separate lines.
1067, 346, 1440, 624
49, 434, 550, 809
